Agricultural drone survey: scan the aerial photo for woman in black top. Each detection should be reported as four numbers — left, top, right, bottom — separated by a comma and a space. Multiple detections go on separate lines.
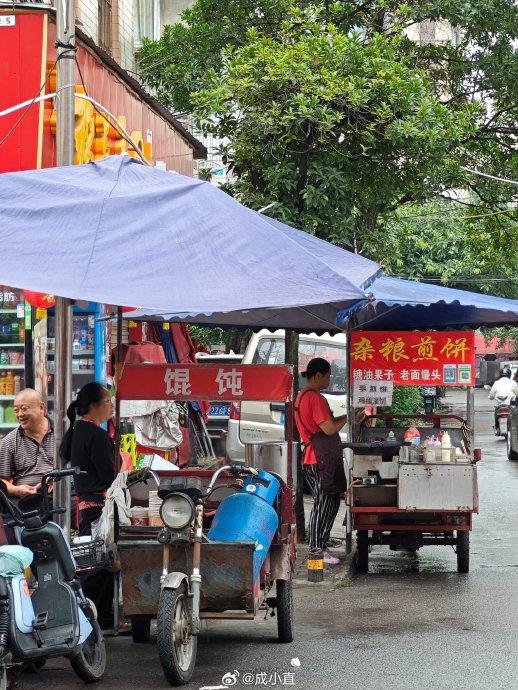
60, 382, 115, 535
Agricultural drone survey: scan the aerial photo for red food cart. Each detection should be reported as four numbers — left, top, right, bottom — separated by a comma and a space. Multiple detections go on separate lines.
345, 330, 480, 573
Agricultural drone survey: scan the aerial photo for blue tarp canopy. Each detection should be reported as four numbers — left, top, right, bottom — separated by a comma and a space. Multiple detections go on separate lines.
0, 156, 379, 330
337, 275, 518, 330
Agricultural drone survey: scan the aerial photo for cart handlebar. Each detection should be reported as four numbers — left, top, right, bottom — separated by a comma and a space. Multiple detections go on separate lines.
341, 440, 401, 455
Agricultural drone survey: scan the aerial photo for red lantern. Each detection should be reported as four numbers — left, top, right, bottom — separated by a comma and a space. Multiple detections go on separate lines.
24, 291, 56, 309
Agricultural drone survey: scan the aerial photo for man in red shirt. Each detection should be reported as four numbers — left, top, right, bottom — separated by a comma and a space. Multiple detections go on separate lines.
295, 358, 347, 565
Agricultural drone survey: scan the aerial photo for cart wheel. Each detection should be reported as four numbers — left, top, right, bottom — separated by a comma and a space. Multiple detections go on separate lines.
507, 431, 518, 462
356, 531, 369, 573
276, 578, 294, 643
157, 585, 197, 686
131, 616, 151, 643
456, 531, 469, 573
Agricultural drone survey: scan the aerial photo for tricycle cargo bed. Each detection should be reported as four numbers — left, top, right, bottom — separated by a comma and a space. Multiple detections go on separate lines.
119, 540, 255, 616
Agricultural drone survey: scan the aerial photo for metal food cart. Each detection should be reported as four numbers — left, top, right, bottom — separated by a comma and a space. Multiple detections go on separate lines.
345, 330, 480, 573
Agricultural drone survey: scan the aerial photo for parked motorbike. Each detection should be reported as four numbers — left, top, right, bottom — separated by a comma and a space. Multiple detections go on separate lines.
421, 386, 437, 414
494, 396, 510, 437
154, 464, 287, 686
0, 467, 106, 689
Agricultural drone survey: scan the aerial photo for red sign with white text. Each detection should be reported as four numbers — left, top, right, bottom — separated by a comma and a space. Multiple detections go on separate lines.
117, 364, 294, 402
350, 331, 475, 386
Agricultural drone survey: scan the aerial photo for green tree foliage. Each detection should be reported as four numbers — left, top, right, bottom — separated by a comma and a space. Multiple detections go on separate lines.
378, 386, 423, 425
194, 16, 478, 243
138, 0, 517, 243
371, 199, 518, 298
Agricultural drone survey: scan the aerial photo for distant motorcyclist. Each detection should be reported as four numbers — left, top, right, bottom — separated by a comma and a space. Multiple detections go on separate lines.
488, 366, 518, 404
489, 367, 518, 435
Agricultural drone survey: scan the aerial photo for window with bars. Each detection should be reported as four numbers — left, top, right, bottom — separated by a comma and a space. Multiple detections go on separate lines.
98, 0, 113, 53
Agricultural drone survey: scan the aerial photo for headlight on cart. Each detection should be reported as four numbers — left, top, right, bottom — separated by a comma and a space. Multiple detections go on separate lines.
160, 493, 195, 530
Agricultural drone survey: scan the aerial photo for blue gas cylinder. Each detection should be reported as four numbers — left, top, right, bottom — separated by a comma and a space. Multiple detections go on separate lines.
207, 470, 281, 581
242, 469, 280, 505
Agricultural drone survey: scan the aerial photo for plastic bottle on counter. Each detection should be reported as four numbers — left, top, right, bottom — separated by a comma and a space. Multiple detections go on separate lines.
18, 326, 25, 343
441, 431, 452, 462
0, 373, 6, 396
13, 375, 21, 395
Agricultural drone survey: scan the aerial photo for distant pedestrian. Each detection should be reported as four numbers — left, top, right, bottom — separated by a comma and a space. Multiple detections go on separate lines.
60, 382, 115, 536
294, 358, 347, 565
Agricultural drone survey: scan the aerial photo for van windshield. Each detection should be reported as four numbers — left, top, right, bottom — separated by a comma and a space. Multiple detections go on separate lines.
252, 338, 347, 394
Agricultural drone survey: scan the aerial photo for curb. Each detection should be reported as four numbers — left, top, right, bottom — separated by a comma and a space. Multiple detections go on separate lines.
293, 543, 357, 589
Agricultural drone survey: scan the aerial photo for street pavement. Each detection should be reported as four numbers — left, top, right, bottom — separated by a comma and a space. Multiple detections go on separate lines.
13, 389, 518, 690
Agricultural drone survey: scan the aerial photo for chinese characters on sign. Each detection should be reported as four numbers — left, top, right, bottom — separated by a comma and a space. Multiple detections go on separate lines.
350, 331, 475, 386
215, 368, 244, 396
352, 380, 394, 407
164, 368, 191, 396
117, 364, 293, 402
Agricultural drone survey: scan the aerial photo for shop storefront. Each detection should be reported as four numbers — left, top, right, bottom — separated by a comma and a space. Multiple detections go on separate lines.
0, 5, 206, 427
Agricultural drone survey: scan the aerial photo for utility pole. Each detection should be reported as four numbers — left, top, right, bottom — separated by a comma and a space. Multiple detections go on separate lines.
54, 0, 76, 533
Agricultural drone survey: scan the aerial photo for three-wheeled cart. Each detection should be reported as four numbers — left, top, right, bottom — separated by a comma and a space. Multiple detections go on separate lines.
114, 363, 297, 685
345, 330, 481, 574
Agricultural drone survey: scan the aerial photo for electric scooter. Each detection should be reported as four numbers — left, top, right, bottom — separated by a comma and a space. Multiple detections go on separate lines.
0, 467, 106, 689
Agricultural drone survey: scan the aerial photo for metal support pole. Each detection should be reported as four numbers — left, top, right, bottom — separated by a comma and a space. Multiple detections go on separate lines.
54, 298, 73, 531
345, 326, 353, 554
56, 0, 76, 169
467, 386, 475, 455
285, 330, 303, 538
54, 0, 76, 534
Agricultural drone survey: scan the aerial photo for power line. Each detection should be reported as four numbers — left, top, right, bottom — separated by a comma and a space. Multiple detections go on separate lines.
74, 57, 150, 166
0, 55, 62, 149
396, 276, 518, 283
462, 167, 518, 187
399, 208, 516, 222
0, 89, 149, 165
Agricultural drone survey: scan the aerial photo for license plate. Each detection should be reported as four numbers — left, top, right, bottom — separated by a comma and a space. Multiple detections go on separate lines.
209, 404, 230, 417
422, 386, 437, 395
500, 418, 508, 434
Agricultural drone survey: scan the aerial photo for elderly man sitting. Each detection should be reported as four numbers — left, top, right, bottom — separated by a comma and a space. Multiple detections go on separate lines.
0, 389, 54, 498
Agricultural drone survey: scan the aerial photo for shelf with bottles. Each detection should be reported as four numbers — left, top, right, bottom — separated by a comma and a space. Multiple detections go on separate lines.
0, 287, 26, 353
47, 349, 95, 356
47, 363, 95, 375
0, 407, 19, 427
0, 372, 25, 399
0, 351, 25, 368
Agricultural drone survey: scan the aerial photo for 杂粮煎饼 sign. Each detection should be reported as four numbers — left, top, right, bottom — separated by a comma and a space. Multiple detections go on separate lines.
350, 331, 475, 386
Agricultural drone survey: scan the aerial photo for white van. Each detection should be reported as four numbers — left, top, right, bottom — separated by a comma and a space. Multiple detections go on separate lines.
226, 329, 347, 461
